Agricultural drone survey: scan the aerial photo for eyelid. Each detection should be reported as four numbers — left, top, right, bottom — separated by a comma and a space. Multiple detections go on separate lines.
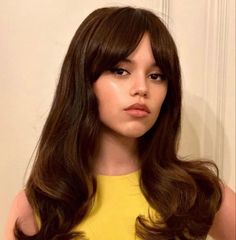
109, 67, 130, 76
149, 72, 166, 81
108, 65, 165, 80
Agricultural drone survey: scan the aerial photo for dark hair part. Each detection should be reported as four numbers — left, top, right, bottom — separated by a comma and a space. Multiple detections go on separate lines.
14, 6, 222, 240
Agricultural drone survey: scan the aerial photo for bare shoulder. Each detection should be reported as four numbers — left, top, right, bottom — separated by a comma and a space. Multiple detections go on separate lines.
209, 184, 236, 240
4, 190, 38, 240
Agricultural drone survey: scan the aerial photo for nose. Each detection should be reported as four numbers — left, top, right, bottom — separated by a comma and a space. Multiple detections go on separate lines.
129, 74, 148, 97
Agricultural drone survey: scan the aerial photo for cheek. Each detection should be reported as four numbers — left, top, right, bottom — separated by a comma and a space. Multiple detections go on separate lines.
94, 89, 120, 123
95, 89, 119, 114
161, 90, 167, 106
153, 87, 167, 109
149, 88, 167, 123
93, 78, 122, 103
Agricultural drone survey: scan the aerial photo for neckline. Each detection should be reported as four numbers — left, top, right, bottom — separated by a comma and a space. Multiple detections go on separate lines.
96, 169, 140, 179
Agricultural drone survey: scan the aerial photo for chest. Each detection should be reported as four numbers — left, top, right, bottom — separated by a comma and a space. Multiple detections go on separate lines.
74, 174, 154, 240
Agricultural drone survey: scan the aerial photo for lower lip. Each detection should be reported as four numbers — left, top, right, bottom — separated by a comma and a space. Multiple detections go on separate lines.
124, 109, 149, 117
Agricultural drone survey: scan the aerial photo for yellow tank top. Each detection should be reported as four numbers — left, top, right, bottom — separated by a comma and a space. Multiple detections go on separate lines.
74, 169, 158, 239
36, 170, 158, 239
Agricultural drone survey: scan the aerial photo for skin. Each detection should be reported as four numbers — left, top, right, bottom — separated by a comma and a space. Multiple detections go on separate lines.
93, 33, 167, 175
209, 185, 236, 239
4, 34, 236, 239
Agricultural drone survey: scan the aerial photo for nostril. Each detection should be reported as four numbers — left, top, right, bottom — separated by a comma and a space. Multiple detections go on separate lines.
130, 88, 148, 97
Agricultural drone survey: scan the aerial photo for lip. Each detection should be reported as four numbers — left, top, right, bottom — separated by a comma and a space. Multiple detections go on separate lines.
124, 103, 150, 117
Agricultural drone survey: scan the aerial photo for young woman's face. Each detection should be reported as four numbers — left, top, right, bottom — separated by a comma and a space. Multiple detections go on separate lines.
93, 33, 167, 138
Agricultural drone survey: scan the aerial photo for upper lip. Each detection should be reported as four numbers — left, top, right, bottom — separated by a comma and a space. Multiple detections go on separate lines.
124, 103, 151, 113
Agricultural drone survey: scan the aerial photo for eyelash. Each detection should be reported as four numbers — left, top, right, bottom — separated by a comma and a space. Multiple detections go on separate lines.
110, 67, 129, 76
109, 67, 166, 81
149, 73, 166, 81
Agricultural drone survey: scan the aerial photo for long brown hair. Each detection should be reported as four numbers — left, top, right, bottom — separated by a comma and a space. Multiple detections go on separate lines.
14, 6, 222, 240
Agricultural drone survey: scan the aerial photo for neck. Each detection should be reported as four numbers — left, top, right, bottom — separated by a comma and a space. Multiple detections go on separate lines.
94, 127, 140, 176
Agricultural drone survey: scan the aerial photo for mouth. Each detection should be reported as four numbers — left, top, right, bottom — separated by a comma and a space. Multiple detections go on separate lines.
124, 103, 150, 117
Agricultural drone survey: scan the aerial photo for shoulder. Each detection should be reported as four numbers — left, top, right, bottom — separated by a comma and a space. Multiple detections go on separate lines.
4, 190, 38, 240
209, 184, 236, 240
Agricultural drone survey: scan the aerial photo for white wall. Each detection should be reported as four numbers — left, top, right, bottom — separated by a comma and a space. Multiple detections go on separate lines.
0, 0, 235, 238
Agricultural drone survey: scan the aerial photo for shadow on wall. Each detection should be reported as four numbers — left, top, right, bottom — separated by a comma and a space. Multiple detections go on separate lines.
178, 91, 231, 182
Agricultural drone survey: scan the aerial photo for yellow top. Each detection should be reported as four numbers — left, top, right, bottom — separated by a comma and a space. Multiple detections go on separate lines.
74, 169, 157, 239
36, 170, 158, 239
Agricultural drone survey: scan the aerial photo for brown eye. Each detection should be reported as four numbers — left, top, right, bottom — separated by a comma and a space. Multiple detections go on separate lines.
110, 67, 129, 76
149, 73, 166, 81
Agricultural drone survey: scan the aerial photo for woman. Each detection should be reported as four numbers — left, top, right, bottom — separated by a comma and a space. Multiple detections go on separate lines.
4, 6, 235, 240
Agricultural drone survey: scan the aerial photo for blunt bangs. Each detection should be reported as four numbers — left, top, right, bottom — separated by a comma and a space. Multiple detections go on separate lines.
82, 7, 180, 87
85, 8, 146, 82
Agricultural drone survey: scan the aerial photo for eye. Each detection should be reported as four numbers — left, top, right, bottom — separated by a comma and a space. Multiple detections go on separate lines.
110, 67, 129, 76
149, 73, 166, 81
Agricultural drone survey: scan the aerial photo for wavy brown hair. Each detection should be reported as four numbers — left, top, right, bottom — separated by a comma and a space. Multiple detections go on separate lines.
14, 6, 222, 240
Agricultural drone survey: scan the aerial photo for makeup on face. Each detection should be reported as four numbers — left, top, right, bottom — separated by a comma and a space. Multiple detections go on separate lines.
93, 33, 167, 138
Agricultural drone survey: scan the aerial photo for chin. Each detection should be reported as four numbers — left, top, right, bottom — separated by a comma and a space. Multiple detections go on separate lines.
101, 122, 153, 139
121, 127, 151, 138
